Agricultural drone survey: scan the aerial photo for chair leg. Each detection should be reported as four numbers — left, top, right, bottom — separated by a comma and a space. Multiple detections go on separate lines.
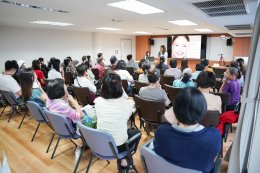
70, 139, 77, 147
46, 132, 55, 153
86, 153, 93, 173
0, 106, 6, 117
73, 145, 85, 173
51, 136, 61, 159
18, 111, 27, 129
106, 160, 110, 164
117, 159, 123, 173
31, 123, 41, 142
7, 108, 15, 122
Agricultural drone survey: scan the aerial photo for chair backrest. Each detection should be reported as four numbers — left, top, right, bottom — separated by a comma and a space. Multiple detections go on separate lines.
134, 81, 149, 92
211, 92, 231, 113
200, 111, 220, 127
122, 80, 128, 93
134, 95, 165, 123
126, 67, 135, 76
78, 122, 118, 160
0, 90, 18, 106
64, 72, 74, 85
91, 68, 99, 80
140, 139, 202, 173
26, 101, 47, 122
44, 108, 76, 137
163, 85, 183, 102
160, 75, 175, 87
72, 85, 92, 106
133, 72, 141, 81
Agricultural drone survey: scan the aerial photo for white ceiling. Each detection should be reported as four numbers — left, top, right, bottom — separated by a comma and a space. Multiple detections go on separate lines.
0, 0, 258, 36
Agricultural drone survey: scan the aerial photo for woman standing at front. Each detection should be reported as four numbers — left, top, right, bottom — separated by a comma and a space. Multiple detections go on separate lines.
158, 45, 168, 64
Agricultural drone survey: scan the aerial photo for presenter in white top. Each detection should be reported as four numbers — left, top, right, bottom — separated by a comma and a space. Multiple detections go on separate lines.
158, 45, 168, 64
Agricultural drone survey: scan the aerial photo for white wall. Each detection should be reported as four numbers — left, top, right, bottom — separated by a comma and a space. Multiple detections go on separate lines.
206, 37, 233, 61
0, 25, 136, 72
150, 38, 167, 57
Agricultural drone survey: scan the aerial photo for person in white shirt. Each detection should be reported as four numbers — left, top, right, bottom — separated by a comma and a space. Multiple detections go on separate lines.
94, 72, 141, 167
48, 58, 63, 80
74, 64, 97, 93
0, 60, 23, 102
158, 45, 168, 64
115, 60, 134, 83
164, 59, 182, 79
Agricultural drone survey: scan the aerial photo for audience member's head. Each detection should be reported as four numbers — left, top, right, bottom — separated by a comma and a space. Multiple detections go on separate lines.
82, 55, 87, 62
201, 58, 209, 67
64, 58, 71, 67
226, 67, 241, 80
195, 63, 205, 71
138, 59, 146, 69
116, 60, 126, 70
127, 54, 133, 61
169, 59, 177, 68
147, 69, 160, 84
142, 62, 151, 75
67, 56, 72, 61
97, 53, 103, 58
52, 59, 61, 72
18, 60, 26, 69
32, 59, 41, 70
229, 61, 239, 68
101, 72, 123, 99
47, 78, 65, 100
197, 71, 216, 89
20, 68, 34, 101
110, 56, 118, 65
180, 58, 188, 71
5, 60, 18, 74
76, 64, 87, 77
173, 87, 207, 125
48, 57, 56, 69
181, 68, 192, 83
159, 56, 165, 64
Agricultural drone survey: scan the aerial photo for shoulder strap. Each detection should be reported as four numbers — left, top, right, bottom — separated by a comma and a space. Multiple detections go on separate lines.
76, 77, 82, 87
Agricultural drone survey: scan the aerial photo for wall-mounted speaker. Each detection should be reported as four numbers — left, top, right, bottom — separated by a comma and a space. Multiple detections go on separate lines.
226, 38, 233, 46
149, 38, 154, 45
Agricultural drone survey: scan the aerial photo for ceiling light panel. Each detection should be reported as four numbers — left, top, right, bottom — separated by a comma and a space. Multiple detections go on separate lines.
1, 0, 69, 13
133, 31, 151, 34
194, 29, 213, 32
168, 20, 197, 26
30, 21, 73, 26
107, 0, 165, 15
96, 27, 122, 31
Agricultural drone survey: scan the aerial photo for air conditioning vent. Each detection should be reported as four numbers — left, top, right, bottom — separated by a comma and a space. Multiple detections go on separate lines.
192, 0, 247, 17
154, 27, 169, 31
234, 33, 252, 36
225, 24, 251, 30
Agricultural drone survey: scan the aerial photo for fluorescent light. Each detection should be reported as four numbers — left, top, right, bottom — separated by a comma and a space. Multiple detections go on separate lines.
107, 0, 164, 15
96, 27, 122, 31
30, 21, 73, 26
168, 20, 197, 26
133, 31, 151, 34
194, 29, 213, 32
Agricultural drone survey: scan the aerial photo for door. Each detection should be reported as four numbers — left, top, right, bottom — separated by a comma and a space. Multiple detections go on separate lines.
121, 39, 132, 61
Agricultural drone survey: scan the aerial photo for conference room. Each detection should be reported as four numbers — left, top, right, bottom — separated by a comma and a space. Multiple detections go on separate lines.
0, 0, 260, 173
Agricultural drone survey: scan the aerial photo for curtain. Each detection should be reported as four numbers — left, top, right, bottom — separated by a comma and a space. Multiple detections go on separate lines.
228, 4, 260, 173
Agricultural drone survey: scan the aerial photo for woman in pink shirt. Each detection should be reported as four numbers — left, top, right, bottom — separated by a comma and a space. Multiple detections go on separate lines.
46, 78, 83, 122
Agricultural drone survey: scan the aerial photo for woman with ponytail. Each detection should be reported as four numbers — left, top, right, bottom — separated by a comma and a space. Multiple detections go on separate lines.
172, 68, 195, 88
138, 62, 151, 83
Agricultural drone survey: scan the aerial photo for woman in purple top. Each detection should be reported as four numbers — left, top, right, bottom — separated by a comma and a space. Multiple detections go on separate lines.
220, 67, 241, 110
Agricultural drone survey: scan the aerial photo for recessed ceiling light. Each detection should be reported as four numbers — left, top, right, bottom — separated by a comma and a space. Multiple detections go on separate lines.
30, 21, 74, 26
133, 31, 151, 34
168, 20, 197, 26
194, 29, 213, 32
107, 0, 165, 15
96, 27, 122, 31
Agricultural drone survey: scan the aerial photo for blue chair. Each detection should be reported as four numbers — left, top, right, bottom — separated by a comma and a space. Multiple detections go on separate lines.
77, 122, 141, 173
26, 101, 52, 142
140, 139, 222, 173
0, 90, 28, 129
44, 108, 83, 173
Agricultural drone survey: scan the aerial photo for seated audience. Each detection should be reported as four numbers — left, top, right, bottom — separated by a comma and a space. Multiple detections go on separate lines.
95, 53, 106, 79
136, 59, 146, 74
220, 67, 241, 110
197, 71, 222, 113
109, 55, 118, 71
20, 68, 48, 107
156, 56, 168, 71
164, 59, 182, 79
201, 58, 213, 73
95, 72, 140, 167
32, 59, 46, 87
126, 54, 138, 70
154, 87, 221, 173
64, 57, 77, 77
38, 57, 50, 78
0, 60, 22, 102
180, 58, 188, 72
139, 69, 171, 106
172, 68, 195, 88
74, 64, 97, 93
16, 60, 27, 77
138, 62, 150, 83
115, 60, 134, 84
48, 58, 63, 80
81, 55, 87, 65
192, 63, 205, 80
46, 79, 83, 122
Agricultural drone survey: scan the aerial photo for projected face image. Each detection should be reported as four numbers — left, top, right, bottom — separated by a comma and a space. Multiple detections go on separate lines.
172, 36, 189, 58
